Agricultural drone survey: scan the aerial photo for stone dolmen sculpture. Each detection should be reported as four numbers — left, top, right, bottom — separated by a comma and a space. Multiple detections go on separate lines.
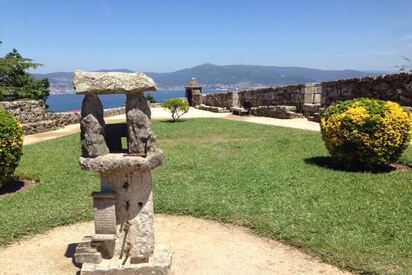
73, 70, 172, 274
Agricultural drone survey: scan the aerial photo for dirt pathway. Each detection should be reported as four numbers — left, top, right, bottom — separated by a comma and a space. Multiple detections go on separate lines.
23, 108, 320, 145
225, 114, 320, 131
0, 215, 348, 275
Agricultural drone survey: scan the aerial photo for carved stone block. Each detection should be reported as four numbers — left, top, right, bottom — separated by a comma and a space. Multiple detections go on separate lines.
92, 192, 117, 235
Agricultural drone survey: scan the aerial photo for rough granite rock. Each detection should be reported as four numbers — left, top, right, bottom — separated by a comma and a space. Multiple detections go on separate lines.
79, 150, 164, 173
82, 94, 105, 126
74, 236, 103, 264
100, 169, 155, 260
250, 105, 304, 119
126, 93, 151, 119
321, 72, 412, 107
125, 93, 156, 153
198, 104, 230, 113
127, 108, 156, 154
81, 114, 110, 158
74, 71, 157, 94
74, 69, 172, 272
0, 100, 46, 123
81, 245, 172, 275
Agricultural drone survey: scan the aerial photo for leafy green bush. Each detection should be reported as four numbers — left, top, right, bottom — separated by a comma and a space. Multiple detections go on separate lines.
146, 93, 156, 103
0, 108, 23, 186
320, 98, 412, 167
161, 98, 190, 122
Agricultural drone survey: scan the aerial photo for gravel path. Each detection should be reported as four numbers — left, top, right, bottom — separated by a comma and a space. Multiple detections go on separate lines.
0, 215, 349, 275
12, 109, 347, 274
23, 107, 320, 145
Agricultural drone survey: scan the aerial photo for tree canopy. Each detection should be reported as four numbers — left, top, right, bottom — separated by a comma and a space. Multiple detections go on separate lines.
0, 44, 49, 102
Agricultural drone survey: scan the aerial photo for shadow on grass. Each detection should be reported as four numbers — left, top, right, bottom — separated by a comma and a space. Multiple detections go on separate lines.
159, 119, 187, 124
304, 156, 400, 174
0, 177, 35, 197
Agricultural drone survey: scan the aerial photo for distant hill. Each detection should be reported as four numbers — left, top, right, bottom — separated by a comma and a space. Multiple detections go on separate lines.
33, 63, 378, 94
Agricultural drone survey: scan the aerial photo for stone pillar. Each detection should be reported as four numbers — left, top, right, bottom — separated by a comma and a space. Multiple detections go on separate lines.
82, 94, 105, 126
80, 94, 109, 158
126, 94, 156, 154
185, 77, 202, 107
126, 93, 151, 119
100, 168, 154, 261
232, 92, 240, 107
303, 83, 321, 104
74, 70, 172, 274
77, 151, 170, 273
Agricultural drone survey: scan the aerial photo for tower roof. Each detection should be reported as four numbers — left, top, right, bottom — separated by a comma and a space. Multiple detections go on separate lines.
185, 77, 202, 88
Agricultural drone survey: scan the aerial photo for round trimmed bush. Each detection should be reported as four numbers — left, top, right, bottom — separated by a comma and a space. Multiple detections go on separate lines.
320, 98, 412, 167
0, 108, 23, 187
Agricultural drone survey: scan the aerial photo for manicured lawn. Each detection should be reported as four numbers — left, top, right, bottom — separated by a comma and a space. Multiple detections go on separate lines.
0, 118, 411, 274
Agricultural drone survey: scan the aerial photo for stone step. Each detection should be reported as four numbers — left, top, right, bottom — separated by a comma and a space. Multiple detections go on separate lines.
307, 113, 320, 122
249, 105, 303, 119
302, 103, 321, 113
198, 104, 230, 113
230, 107, 249, 116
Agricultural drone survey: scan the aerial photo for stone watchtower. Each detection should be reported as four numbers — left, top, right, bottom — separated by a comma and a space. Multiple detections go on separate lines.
72, 71, 172, 274
185, 77, 202, 106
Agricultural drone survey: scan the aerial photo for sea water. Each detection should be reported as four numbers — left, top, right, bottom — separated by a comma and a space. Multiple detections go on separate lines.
46, 90, 186, 112
46, 89, 225, 112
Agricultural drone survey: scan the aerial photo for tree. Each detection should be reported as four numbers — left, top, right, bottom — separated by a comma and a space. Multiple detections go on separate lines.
0, 47, 49, 102
146, 93, 156, 103
161, 98, 190, 122
395, 56, 412, 72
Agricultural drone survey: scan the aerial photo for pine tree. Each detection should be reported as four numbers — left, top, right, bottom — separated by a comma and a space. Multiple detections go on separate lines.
0, 45, 49, 102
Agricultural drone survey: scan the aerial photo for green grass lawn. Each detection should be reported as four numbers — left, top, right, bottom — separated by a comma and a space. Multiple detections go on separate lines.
1, 118, 411, 274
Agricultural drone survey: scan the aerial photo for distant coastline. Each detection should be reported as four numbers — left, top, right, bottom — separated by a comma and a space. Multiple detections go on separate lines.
34, 63, 378, 95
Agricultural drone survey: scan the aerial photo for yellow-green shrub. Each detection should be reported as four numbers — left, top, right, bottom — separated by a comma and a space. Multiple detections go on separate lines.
320, 98, 412, 167
161, 98, 190, 122
0, 108, 23, 186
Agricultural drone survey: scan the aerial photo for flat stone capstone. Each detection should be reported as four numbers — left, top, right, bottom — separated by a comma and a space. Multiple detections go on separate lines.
74, 71, 157, 94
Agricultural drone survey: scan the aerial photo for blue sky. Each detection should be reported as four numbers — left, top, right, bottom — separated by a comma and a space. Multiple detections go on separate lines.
1, 0, 412, 73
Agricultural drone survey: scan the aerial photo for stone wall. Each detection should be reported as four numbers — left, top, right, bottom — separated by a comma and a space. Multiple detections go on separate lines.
200, 92, 239, 109
196, 83, 320, 112
321, 72, 412, 107
0, 100, 47, 123
0, 99, 126, 135
239, 83, 321, 111
195, 72, 412, 120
